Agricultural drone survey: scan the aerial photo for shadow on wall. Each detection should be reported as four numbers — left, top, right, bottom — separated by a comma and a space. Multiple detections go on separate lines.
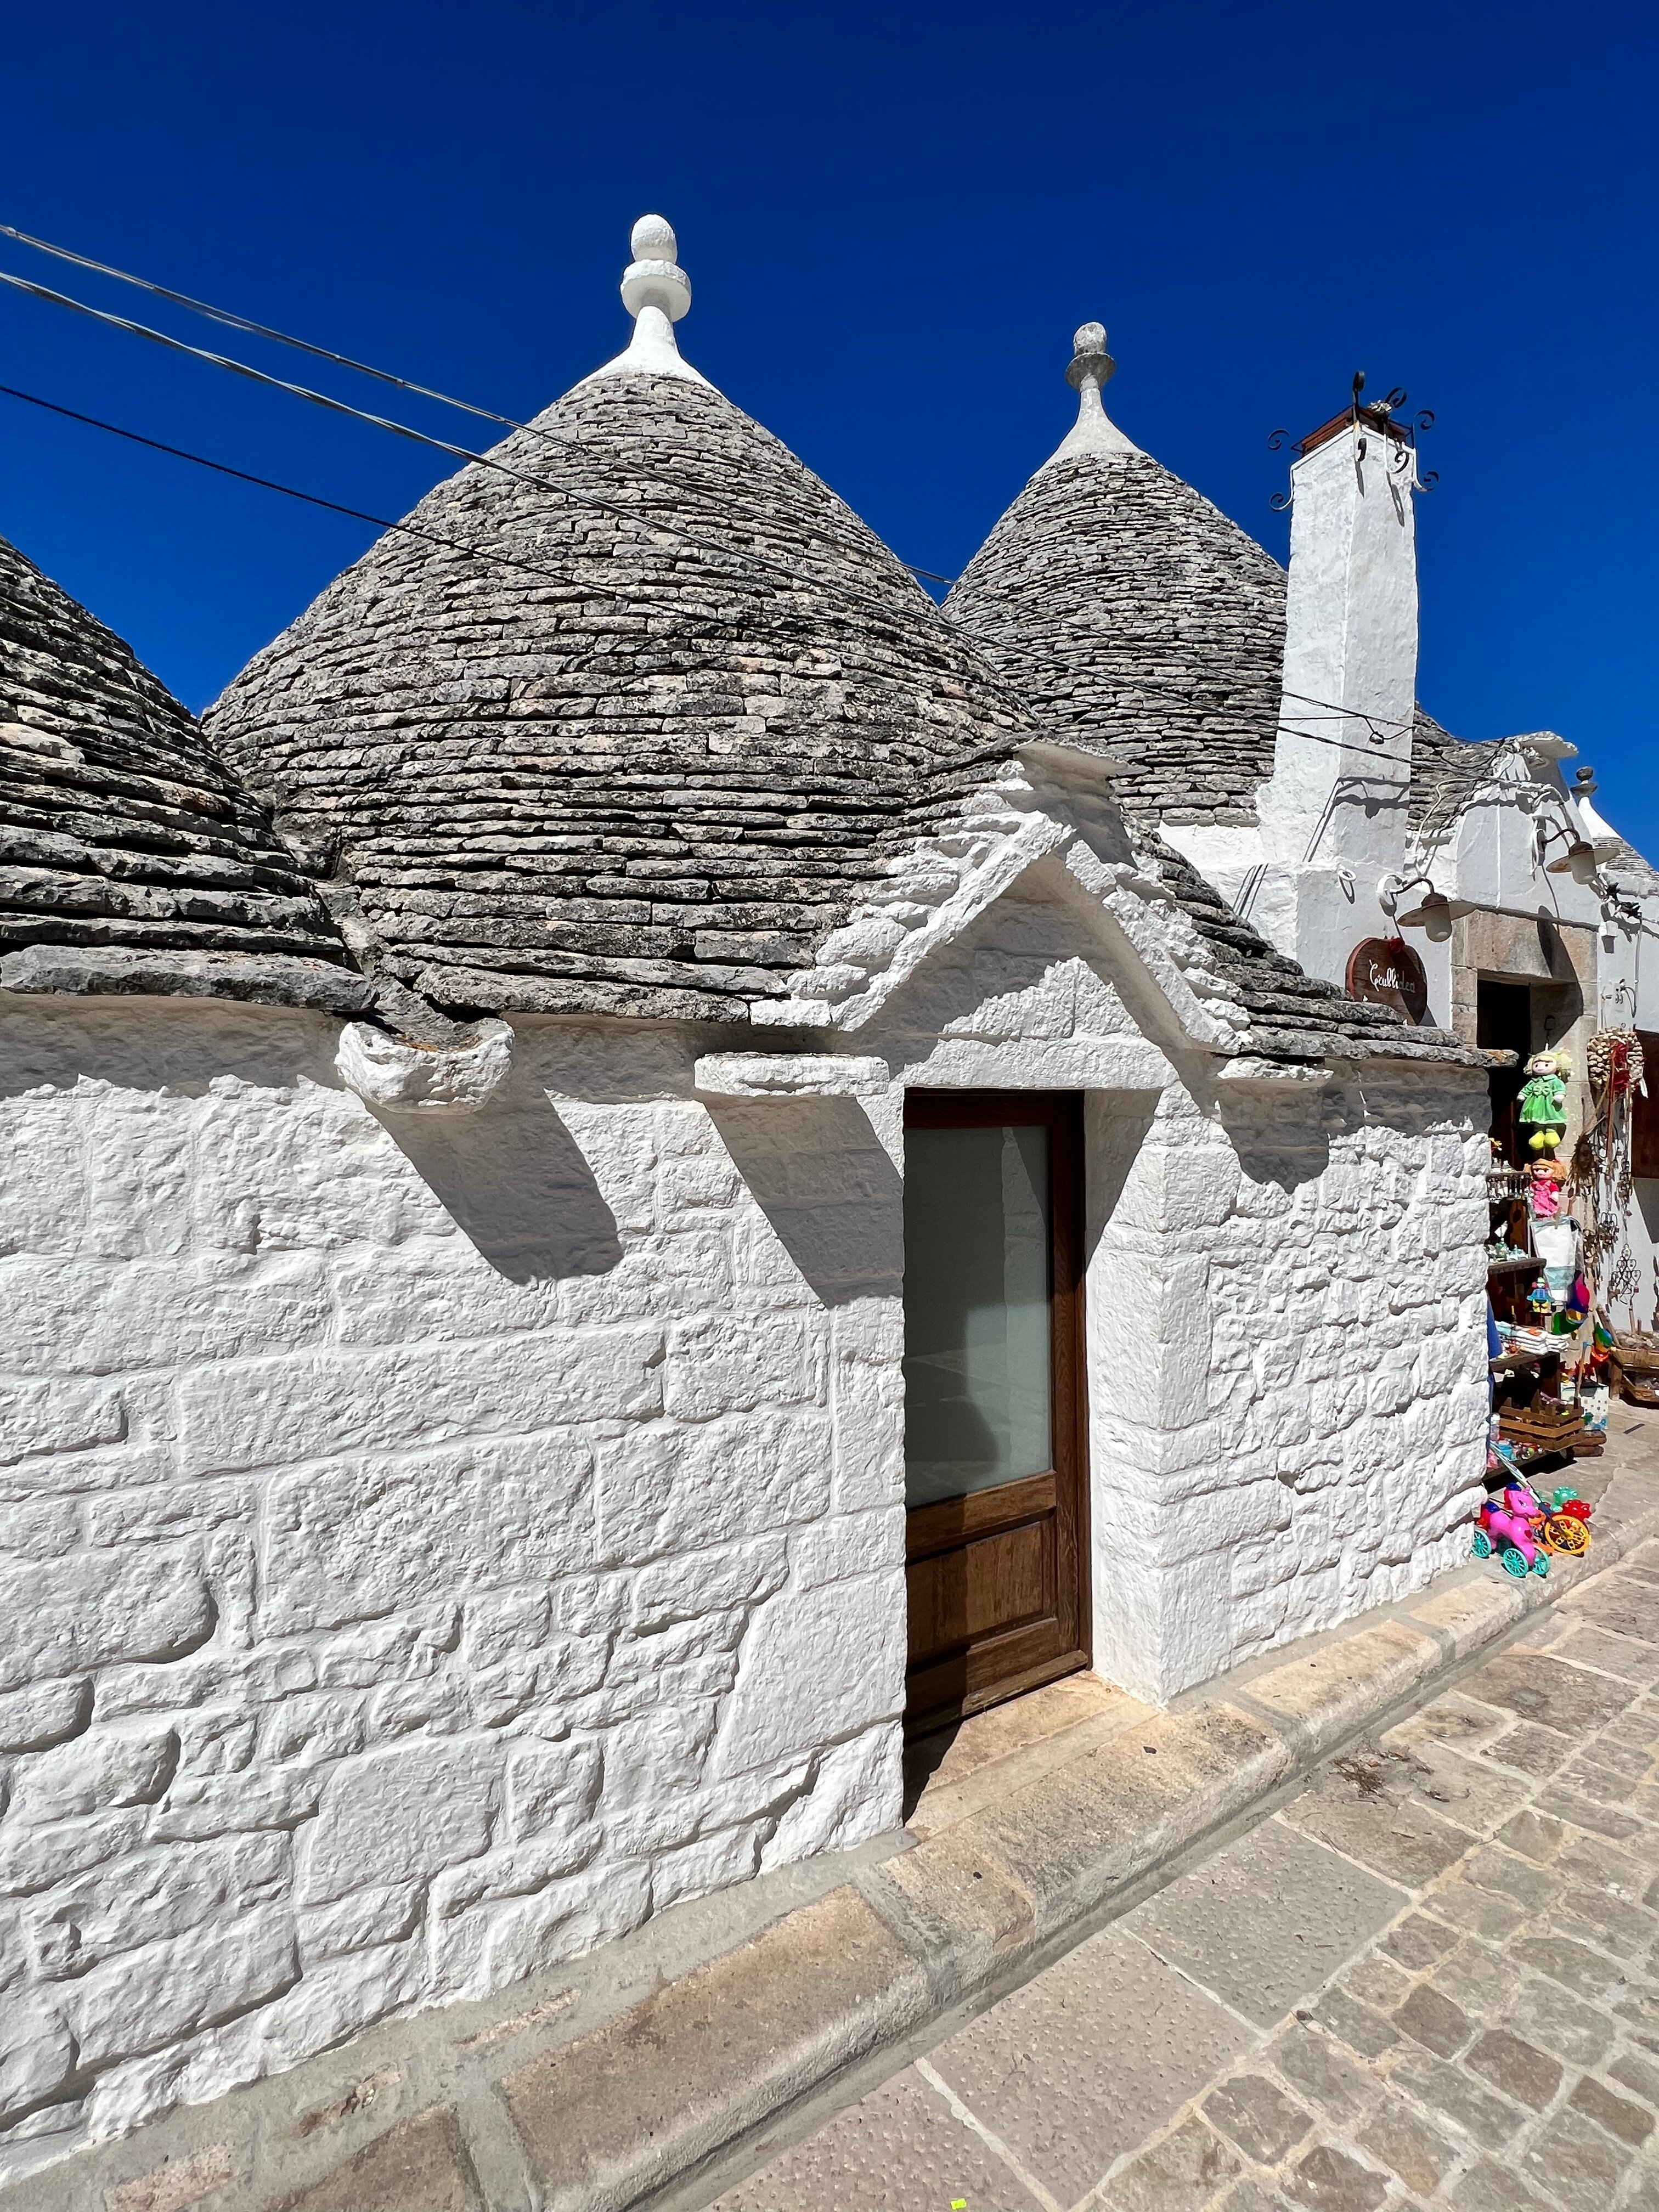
0, 995, 343, 1097
379, 1069, 621, 1284
1215, 1086, 1338, 1192
707, 1097, 903, 1307
1216, 1065, 1481, 1195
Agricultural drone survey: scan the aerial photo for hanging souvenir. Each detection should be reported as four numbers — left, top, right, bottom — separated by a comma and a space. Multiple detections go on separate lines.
1516, 1051, 1572, 1154
1527, 1159, 1568, 1220
1588, 1028, 1645, 1099
1532, 1216, 1579, 1307
1577, 1029, 1647, 1326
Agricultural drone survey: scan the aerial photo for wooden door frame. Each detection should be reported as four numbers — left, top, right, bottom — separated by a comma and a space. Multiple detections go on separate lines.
901, 1089, 1091, 1733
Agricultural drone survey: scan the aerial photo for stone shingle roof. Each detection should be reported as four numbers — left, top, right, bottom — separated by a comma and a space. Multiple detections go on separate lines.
1130, 830, 1474, 1065
1407, 709, 1506, 839
943, 438, 1288, 828
0, 534, 370, 1011
206, 373, 1032, 1023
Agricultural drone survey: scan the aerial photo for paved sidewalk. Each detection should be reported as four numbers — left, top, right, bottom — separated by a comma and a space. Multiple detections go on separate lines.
713, 1549, 1659, 2212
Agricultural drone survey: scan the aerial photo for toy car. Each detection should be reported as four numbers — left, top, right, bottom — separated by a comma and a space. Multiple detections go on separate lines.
1473, 1483, 1551, 1577
1471, 1482, 1594, 1576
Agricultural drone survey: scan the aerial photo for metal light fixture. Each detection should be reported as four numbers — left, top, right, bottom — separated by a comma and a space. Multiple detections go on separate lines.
1538, 820, 1599, 883
1385, 873, 1475, 938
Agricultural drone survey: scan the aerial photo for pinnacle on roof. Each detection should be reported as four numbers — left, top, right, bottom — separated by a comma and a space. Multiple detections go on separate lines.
944, 320, 1287, 825
584, 213, 710, 388
1050, 321, 1139, 464
205, 222, 1032, 1022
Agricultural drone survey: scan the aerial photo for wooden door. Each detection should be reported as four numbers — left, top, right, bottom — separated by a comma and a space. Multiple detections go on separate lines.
902, 1091, 1088, 1735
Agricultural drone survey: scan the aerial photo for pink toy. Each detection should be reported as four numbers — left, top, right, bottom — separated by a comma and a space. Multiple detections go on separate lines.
1528, 1161, 1567, 1220
1473, 1483, 1551, 1577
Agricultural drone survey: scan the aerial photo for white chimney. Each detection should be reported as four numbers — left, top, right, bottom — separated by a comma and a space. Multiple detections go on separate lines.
1255, 386, 1423, 979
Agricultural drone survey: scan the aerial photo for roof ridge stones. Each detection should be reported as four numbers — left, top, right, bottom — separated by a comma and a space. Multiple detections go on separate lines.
0, 532, 371, 1013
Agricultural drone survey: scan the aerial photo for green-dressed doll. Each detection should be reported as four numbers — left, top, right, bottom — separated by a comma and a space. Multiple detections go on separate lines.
1516, 1049, 1571, 1154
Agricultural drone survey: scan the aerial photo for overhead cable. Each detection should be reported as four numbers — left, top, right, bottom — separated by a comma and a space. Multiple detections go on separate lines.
0, 381, 586, 595
0, 264, 986, 654
0, 373, 1420, 774
0, 218, 545, 432
0, 234, 1413, 748
0, 224, 956, 586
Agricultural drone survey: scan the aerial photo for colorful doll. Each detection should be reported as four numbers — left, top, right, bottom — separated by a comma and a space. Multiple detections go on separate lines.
1516, 1051, 1572, 1155
1527, 1158, 1568, 1219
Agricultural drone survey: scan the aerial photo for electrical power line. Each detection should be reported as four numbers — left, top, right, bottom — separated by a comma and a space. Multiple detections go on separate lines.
0, 218, 546, 431
0, 225, 958, 588
0, 240, 1424, 765
0, 262, 990, 654
0, 374, 1421, 777
0, 381, 592, 595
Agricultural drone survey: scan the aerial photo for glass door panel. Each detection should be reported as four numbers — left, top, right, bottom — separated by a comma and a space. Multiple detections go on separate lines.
902, 1092, 1088, 1735
903, 1124, 1053, 1507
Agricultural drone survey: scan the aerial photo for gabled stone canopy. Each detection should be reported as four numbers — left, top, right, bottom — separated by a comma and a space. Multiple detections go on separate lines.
0, 533, 369, 1011
206, 366, 1034, 1025
944, 332, 1288, 830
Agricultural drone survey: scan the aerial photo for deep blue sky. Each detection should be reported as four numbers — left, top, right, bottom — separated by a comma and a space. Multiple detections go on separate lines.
3, 2, 1655, 844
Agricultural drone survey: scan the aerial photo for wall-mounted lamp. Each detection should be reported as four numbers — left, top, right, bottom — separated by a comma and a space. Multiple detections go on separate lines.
1383, 873, 1475, 941
1538, 821, 1599, 883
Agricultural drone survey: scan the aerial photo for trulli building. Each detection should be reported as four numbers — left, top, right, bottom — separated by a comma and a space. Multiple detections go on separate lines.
0, 222, 1490, 2177
949, 320, 1659, 1324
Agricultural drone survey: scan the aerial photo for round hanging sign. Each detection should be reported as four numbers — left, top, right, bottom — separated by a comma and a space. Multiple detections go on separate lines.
1346, 935, 1430, 1023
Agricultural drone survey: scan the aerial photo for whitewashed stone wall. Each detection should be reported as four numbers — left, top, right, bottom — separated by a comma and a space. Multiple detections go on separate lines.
1082, 1074, 1489, 1699
0, 902, 1489, 2177
0, 997, 906, 2179
858, 881, 1491, 1705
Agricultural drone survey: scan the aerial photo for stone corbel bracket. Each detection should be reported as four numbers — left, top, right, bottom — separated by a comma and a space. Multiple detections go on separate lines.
336, 1017, 515, 1113
1215, 1057, 1334, 1091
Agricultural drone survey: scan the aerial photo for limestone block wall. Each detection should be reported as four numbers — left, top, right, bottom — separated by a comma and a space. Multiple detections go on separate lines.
1084, 1067, 1490, 1700
0, 912, 1492, 2180
0, 998, 906, 2182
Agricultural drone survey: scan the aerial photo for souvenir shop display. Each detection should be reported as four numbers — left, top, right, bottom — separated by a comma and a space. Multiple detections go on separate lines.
1477, 1021, 1655, 1550
1610, 1333, 1659, 1408
1578, 1025, 1646, 1334
1485, 1051, 1588, 1480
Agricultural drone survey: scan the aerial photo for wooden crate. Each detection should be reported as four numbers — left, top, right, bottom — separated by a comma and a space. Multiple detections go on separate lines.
1612, 1334, 1659, 1405
1498, 1407, 1584, 1449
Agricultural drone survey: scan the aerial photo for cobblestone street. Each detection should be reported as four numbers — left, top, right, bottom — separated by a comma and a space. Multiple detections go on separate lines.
716, 1548, 1659, 2212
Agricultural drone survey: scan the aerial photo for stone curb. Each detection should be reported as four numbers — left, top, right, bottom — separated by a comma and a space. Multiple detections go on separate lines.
19, 1446, 1659, 2212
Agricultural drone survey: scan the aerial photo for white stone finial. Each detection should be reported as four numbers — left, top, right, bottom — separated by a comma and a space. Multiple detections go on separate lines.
620, 214, 692, 323
582, 212, 709, 388
1066, 323, 1115, 390
1043, 318, 1137, 468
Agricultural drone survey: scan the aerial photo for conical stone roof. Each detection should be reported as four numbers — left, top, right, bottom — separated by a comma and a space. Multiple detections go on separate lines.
207, 228, 1032, 1023
944, 326, 1287, 829
0, 533, 368, 1009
